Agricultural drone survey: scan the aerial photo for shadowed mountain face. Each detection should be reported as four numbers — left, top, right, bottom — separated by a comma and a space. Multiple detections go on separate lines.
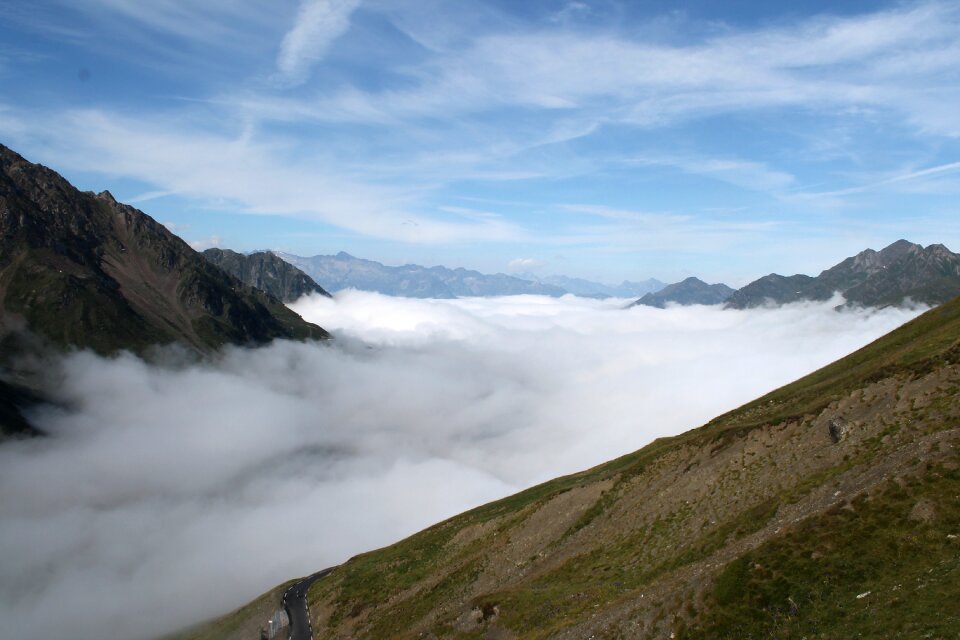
202, 249, 331, 303
726, 240, 960, 309
276, 251, 568, 298
189, 295, 960, 640
0, 144, 329, 357
0, 378, 42, 437
631, 276, 735, 308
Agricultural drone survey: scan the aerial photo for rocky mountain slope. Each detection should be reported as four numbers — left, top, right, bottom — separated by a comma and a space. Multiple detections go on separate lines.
202, 248, 330, 303
726, 239, 960, 308
189, 293, 960, 639
631, 276, 735, 308
0, 145, 328, 359
276, 251, 568, 298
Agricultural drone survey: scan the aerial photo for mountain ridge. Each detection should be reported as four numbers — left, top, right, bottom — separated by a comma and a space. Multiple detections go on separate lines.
726, 239, 960, 309
275, 251, 570, 298
0, 144, 328, 358
202, 248, 331, 303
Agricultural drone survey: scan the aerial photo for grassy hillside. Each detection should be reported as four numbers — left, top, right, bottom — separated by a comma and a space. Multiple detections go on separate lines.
184, 296, 960, 639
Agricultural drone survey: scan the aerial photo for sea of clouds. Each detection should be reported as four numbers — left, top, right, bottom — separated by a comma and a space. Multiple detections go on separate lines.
0, 292, 924, 639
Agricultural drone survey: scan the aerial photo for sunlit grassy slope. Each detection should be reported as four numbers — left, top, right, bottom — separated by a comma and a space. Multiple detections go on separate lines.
185, 296, 960, 639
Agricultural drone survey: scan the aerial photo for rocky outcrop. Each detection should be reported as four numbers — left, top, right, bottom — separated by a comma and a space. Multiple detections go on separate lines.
202, 248, 330, 303
828, 417, 850, 443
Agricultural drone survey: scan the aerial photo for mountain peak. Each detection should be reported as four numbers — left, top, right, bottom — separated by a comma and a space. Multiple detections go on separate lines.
876, 238, 921, 262
631, 277, 734, 308
96, 190, 117, 204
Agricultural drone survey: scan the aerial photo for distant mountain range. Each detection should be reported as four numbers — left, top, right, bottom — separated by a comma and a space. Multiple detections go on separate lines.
0, 144, 327, 354
273, 251, 666, 299
631, 277, 735, 308
202, 248, 330, 303
629, 240, 960, 310
725, 239, 960, 309
517, 273, 667, 298
275, 251, 569, 298
270, 241, 960, 309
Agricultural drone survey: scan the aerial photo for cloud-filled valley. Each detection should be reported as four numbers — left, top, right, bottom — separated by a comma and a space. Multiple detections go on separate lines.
0, 293, 924, 639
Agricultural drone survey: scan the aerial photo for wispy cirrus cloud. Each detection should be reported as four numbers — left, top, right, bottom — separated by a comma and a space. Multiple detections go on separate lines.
623, 155, 797, 192
0, 108, 522, 245
276, 0, 363, 85
239, 1, 960, 137
788, 160, 960, 204
49, 0, 281, 45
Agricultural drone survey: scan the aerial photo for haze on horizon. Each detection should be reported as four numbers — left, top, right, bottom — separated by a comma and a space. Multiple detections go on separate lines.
1, 0, 959, 285
0, 293, 924, 639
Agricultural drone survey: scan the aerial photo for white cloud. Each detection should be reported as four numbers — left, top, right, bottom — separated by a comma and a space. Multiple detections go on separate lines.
254, 1, 960, 137
0, 108, 522, 245
507, 257, 544, 272
188, 234, 224, 251
625, 155, 797, 192
787, 159, 960, 204
0, 293, 923, 639
62, 0, 286, 42
276, 0, 363, 85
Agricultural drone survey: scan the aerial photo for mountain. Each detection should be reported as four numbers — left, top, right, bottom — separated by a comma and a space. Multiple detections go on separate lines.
631, 276, 735, 308
189, 294, 960, 639
522, 274, 667, 299
275, 251, 568, 298
726, 239, 960, 309
202, 248, 331, 303
0, 144, 328, 357
616, 278, 669, 298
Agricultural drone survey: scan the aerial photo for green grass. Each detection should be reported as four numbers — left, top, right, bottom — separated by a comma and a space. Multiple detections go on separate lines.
3, 251, 170, 354
690, 463, 960, 639
431, 497, 781, 638
700, 296, 960, 440
318, 433, 689, 627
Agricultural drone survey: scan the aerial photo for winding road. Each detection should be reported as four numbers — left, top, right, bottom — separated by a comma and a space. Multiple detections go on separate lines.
282, 568, 334, 640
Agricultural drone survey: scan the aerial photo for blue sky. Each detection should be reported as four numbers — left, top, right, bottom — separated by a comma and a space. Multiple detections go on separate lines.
1, 0, 958, 286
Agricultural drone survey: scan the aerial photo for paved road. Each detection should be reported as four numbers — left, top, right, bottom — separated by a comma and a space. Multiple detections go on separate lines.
282, 568, 334, 640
